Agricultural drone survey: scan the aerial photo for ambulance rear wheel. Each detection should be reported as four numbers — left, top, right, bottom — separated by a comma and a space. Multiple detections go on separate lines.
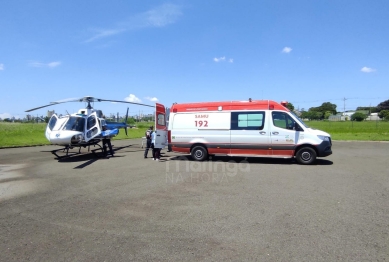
296, 147, 316, 165
191, 146, 208, 161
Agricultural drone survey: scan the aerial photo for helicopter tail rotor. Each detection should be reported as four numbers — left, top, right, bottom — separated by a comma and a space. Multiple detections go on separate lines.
124, 107, 129, 136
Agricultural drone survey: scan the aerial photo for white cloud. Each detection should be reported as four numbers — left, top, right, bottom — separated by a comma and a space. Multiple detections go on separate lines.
84, 29, 126, 43
213, 56, 226, 62
145, 3, 183, 27
29, 61, 61, 68
48, 61, 61, 68
0, 113, 12, 119
85, 3, 182, 43
145, 96, 159, 102
361, 66, 376, 73
124, 94, 142, 103
213, 56, 234, 63
0, 64, 4, 70
282, 47, 292, 53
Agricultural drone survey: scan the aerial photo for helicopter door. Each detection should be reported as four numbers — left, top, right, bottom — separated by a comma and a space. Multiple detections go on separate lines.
45, 114, 59, 141
154, 103, 168, 149
85, 112, 101, 142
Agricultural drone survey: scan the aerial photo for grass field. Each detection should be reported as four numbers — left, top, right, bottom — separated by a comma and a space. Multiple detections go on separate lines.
306, 120, 389, 141
0, 120, 388, 148
0, 122, 149, 148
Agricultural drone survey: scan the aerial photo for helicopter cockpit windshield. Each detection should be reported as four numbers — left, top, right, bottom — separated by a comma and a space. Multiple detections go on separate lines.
63, 116, 85, 132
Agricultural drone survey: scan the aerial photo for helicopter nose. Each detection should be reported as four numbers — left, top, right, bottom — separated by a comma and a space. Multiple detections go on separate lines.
48, 131, 78, 145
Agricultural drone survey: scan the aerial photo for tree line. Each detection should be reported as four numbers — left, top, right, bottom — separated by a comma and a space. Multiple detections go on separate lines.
286, 99, 389, 121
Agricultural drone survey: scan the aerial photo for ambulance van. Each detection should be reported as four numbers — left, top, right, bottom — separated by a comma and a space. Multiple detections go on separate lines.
165, 100, 332, 165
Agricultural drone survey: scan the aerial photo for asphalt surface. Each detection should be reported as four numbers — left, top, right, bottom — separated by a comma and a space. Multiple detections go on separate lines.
0, 139, 388, 261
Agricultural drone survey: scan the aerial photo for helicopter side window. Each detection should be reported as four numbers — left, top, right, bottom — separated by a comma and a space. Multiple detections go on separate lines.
86, 127, 98, 138
87, 116, 97, 129
48, 116, 57, 131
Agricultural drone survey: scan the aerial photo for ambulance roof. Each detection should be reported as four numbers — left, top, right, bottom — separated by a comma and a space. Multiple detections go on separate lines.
170, 100, 288, 112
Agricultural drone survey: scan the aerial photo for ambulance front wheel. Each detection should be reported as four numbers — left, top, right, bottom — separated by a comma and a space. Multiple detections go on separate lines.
191, 146, 208, 161
296, 147, 317, 165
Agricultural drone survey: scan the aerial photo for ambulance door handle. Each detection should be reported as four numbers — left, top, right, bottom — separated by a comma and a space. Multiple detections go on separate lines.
259, 131, 266, 135
272, 132, 279, 135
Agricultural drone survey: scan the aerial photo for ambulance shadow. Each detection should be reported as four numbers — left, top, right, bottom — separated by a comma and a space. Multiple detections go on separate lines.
168, 155, 333, 166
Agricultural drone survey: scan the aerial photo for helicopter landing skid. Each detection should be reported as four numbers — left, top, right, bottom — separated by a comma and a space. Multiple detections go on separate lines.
51, 146, 82, 159
51, 141, 104, 159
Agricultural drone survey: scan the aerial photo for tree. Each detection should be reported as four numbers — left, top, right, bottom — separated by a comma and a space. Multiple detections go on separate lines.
300, 111, 310, 120
127, 117, 136, 125
357, 106, 378, 113
286, 102, 294, 111
376, 99, 389, 112
351, 112, 367, 122
308, 102, 337, 116
378, 110, 389, 121
324, 111, 332, 119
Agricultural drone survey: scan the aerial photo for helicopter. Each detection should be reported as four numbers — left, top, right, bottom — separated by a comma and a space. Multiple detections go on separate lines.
25, 96, 158, 158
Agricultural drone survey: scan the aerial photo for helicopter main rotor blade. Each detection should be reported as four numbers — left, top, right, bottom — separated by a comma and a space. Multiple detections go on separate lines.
25, 96, 154, 112
25, 101, 65, 112
98, 99, 154, 108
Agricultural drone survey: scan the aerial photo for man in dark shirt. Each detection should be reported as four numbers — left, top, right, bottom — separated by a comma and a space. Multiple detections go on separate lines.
143, 126, 153, 158
102, 124, 114, 157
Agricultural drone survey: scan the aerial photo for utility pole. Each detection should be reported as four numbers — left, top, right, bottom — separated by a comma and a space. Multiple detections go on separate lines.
343, 97, 347, 114
343, 97, 348, 120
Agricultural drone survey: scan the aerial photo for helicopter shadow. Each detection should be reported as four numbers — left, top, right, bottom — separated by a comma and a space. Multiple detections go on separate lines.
40, 144, 132, 169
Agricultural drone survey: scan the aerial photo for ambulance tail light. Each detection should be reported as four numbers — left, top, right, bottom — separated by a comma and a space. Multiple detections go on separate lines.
168, 130, 172, 143
269, 105, 274, 110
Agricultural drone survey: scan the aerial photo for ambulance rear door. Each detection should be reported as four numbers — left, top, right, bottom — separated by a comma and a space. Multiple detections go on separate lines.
154, 103, 168, 149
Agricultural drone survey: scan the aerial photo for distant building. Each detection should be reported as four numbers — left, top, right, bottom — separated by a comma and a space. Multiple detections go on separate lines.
366, 113, 381, 121
47, 110, 55, 117
329, 111, 381, 121
328, 113, 346, 121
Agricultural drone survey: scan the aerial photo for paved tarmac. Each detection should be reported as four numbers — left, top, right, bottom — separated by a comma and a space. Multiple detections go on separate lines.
0, 139, 388, 261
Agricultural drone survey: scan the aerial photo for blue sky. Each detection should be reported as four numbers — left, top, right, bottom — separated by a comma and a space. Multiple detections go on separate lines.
1, 0, 388, 119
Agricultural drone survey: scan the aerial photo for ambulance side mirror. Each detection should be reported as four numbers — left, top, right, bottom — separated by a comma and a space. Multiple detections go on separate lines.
295, 122, 303, 131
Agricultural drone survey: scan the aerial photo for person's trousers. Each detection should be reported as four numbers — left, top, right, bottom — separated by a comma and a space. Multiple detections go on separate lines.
144, 139, 152, 157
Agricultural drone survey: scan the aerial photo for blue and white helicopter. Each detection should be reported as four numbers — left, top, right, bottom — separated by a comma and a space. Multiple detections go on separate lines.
25, 96, 154, 158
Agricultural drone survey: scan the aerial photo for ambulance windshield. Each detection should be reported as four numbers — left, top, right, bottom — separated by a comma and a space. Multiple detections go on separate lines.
290, 111, 308, 128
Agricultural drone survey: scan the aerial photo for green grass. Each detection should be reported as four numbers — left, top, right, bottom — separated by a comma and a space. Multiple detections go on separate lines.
1, 120, 388, 148
306, 120, 389, 141
0, 122, 149, 148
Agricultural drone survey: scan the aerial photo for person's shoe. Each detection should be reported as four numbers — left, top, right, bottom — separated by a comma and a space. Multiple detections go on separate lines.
144, 156, 147, 158
156, 159, 159, 161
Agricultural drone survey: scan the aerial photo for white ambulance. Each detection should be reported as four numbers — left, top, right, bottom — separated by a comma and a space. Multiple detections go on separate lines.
162, 100, 332, 165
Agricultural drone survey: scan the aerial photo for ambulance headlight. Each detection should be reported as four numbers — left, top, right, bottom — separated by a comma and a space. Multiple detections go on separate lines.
71, 134, 84, 144
317, 135, 330, 141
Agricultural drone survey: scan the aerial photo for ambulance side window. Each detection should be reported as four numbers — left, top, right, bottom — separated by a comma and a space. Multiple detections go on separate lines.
272, 112, 296, 130
157, 113, 165, 126
231, 111, 265, 130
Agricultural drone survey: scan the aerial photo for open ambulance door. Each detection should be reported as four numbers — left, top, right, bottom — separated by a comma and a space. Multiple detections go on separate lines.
154, 103, 168, 149
85, 112, 102, 142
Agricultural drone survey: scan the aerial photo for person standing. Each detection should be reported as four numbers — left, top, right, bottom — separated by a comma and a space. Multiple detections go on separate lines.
143, 126, 153, 158
102, 124, 114, 157
151, 130, 161, 161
